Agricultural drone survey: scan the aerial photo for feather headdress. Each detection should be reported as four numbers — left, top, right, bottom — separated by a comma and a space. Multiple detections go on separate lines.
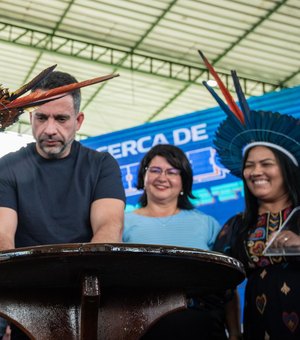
199, 50, 300, 178
0, 65, 119, 131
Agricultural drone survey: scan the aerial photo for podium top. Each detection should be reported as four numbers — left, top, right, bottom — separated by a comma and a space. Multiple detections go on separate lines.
0, 243, 245, 294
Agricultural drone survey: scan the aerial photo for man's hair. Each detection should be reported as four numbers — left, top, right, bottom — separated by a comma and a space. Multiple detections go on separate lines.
31, 71, 81, 113
137, 144, 195, 210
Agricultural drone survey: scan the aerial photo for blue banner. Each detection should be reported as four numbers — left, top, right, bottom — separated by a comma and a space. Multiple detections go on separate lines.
82, 85, 300, 226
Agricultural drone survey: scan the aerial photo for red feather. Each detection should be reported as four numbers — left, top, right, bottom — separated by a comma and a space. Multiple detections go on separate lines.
0, 69, 119, 131
9, 65, 57, 101
6, 73, 119, 110
198, 50, 244, 123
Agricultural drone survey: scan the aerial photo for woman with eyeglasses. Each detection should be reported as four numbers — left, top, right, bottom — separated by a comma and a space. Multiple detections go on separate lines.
123, 143, 221, 249
123, 144, 232, 340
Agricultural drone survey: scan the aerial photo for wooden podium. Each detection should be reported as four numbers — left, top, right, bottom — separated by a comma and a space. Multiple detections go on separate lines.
0, 243, 245, 339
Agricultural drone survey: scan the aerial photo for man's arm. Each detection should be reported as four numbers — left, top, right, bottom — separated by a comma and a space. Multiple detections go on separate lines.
90, 198, 125, 243
0, 207, 17, 251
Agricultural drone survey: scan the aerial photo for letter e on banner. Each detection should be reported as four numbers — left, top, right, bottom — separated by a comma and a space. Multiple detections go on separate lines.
191, 124, 208, 142
122, 140, 138, 157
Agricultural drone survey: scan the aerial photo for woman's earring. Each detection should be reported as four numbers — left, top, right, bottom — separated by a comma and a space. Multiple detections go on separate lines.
180, 191, 184, 196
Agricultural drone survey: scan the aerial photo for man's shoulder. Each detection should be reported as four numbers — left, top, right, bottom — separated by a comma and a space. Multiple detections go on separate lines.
74, 143, 122, 179
77, 141, 111, 159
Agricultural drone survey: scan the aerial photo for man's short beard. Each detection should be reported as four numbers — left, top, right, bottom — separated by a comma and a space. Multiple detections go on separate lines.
45, 147, 66, 159
40, 145, 66, 159
37, 138, 73, 159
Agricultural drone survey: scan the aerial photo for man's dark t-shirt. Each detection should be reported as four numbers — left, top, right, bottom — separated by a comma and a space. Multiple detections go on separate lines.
0, 141, 125, 247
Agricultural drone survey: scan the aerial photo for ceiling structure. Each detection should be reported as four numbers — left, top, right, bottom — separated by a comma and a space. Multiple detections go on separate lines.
0, 0, 299, 139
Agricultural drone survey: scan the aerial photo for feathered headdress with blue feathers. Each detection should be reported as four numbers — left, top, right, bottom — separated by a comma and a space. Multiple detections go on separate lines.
199, 50, 300, 178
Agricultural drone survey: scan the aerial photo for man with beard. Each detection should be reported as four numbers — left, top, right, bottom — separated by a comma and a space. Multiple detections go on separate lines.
0, 71, 126, 339
0, 71, 125, 250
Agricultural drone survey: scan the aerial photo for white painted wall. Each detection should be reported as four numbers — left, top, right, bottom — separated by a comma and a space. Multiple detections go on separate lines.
0, 132, 34, 157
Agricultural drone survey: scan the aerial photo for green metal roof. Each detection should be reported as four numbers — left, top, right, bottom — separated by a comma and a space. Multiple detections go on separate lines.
0, 0, 299, 138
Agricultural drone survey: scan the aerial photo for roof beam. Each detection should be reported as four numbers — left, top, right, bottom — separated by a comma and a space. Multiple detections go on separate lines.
147, 0, 289, 121
0, 22, 282, 90
210, 0, 289, 65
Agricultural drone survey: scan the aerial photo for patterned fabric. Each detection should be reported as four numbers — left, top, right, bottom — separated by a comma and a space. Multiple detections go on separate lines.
214, 207, 300, 339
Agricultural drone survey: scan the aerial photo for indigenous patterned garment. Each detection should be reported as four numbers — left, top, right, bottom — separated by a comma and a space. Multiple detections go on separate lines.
214, 207, 300, 340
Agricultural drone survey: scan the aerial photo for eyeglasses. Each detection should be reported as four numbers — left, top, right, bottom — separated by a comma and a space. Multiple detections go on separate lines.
146, 166, 181, 177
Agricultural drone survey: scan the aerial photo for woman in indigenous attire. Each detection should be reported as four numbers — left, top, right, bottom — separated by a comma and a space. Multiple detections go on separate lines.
214, 145, 300, 339
199, 51, 300, 339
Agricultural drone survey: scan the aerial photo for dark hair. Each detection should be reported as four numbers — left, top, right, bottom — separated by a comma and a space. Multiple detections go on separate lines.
237, 146, 300, 250
137, 144, 195, 210
31, 71, 81, 113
